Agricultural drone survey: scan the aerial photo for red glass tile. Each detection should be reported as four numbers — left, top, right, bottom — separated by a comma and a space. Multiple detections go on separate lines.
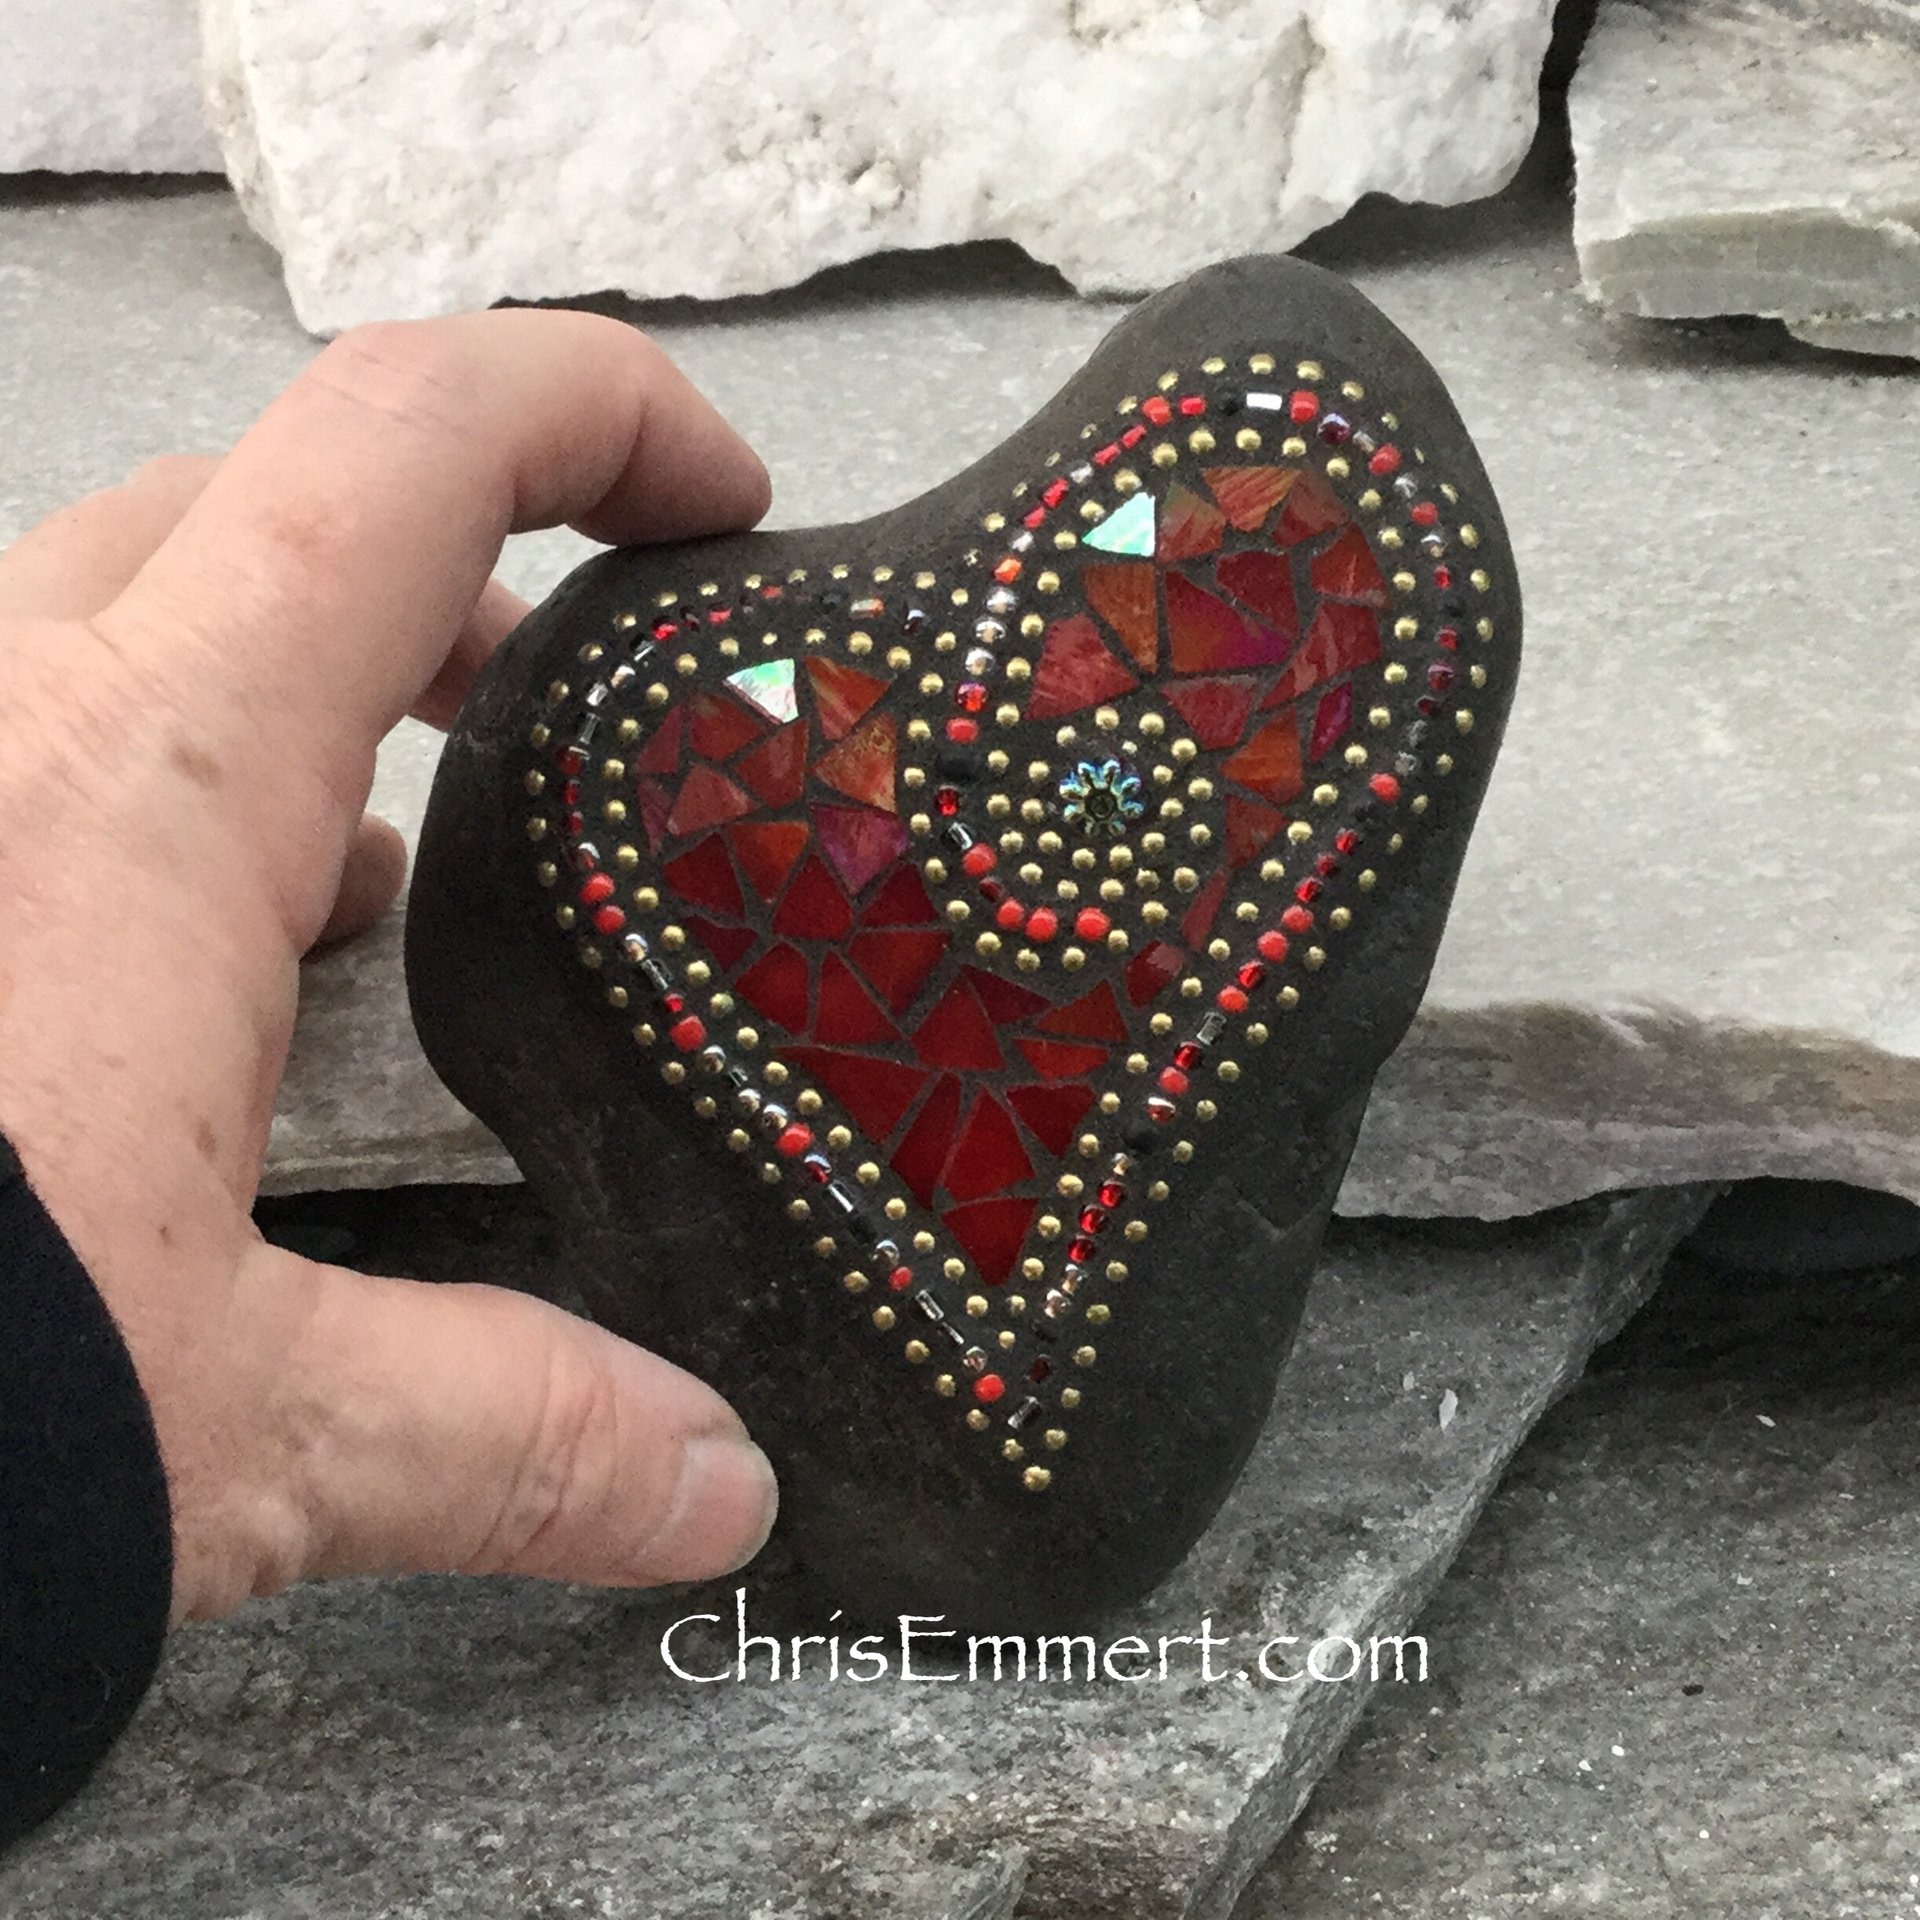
943, 1092, 1034, 1202
848, 929, 949, 1012
735, 942, 810, 1032
1309, 526, 1388, 606
733, 721, 808, 809
804, 656, 889, 741
1124, 940, 1186, 1006
1271, 468, 1349, 547
912, 975, 1004, 1071
1015, 1036, 1109, 1081
1036, 979, 1128, 1042
771, 854, 853, 940
1203, 465, 1300, 533
665, 765, 754, 838
1084, 563, 1159, 673
1214, 548, 1300, 635
636, 777, 674, 850
812, 803, 908, 896
1025, 613, 1138, 721
686, 690, 765, 763
1224, 794, 1286, 867
964, 966, 1050, 1026
858, 864, 942, 927
1220, 714, 1304, 804
1309, 682, 1355, 761
1155, 483, 1226, 561
1261, 604, 1382, 708
941, 1197, 1038, 1288
634, 706, 684, 776
1180, 871, 1229, 947
891, 1074, 962, 1206
784, 1047, 928, 1142
1160, 674, 1259, 750
724, 819, 809, 902
1007, 1083, 1097, 1156
812, 712, 898, 813
661, 833, 745, 917
1164, 572, 1292, 673
684, 917, 756, 972
814, 951, 902, 1046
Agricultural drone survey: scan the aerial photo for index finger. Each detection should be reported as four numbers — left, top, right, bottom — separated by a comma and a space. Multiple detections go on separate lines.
101, 310, 770, 794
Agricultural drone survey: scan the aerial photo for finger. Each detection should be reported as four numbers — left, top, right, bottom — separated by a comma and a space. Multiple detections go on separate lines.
106, 312, 769, 783
235, 1245, 777, 1601
311, 813, 408, 950
0, 456, 219, 619
411, 575, 531, 730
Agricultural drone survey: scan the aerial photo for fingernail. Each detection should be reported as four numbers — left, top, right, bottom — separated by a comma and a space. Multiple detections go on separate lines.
667, 1434, 779, 1579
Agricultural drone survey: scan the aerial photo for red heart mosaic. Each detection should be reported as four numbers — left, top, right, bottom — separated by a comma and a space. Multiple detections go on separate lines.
507, 351, 1508, 1494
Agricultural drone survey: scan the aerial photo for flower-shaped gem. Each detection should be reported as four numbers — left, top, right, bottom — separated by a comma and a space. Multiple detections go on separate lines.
1059, 758, 1145, 837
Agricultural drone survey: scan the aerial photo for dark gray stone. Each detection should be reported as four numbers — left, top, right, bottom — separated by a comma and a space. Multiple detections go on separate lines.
1237, 1239, 1920, 1916
405, 253, 1523, 1634
0, 1189, 1709, 1920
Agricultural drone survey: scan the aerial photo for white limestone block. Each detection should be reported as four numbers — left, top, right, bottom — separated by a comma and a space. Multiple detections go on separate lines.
0, 0, 217, 173
201, 0, 1556, 334
1572, 0, 1920, 358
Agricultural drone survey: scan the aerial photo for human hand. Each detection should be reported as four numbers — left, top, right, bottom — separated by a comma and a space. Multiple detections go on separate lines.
0, 313, 779, 1623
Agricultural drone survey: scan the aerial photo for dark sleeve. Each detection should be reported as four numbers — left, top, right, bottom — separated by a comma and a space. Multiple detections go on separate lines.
0, 1129, 172, 1853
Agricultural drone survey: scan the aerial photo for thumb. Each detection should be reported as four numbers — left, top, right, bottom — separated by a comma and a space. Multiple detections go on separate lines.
231, 1243, 778, 1600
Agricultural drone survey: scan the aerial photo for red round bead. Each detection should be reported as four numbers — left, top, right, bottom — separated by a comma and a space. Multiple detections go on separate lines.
1216, 986, 1249, 1014
1288, 388, 1319, 423
579, 872, 616, 905
888, 1265, 914, 1292
1158, 1067, 1190, 1096
775, 1123, 813, 1157
1281, 904, 1314, 934
1370, 773, 1402, 804
667, 1015, 706, 1051
1257, 929, 1290, 963
1369, 444, 1402, 476
1073, 907, 1111, 942
961, 843, 997, 877
1024, 907, 1059, 943
591, 904, 626, 936
1410, 501, 1439, 527
973, 1373, 1006, 1405
996, 897, 1026, 931
946, 717, 980, 743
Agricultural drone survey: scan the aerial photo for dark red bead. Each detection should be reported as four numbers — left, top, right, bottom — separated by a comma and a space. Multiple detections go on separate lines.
1172, 1043, 1203, 1071
1236, 962, 1265, 990
1067, 1236, 1098, 1264
1097, 1180, 1125, 1207
1078, 1207, 1108, 1234
936, 787, 961, 817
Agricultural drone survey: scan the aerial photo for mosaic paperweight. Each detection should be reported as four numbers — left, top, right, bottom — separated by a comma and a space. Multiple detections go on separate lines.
407, 255, 1521, 1631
